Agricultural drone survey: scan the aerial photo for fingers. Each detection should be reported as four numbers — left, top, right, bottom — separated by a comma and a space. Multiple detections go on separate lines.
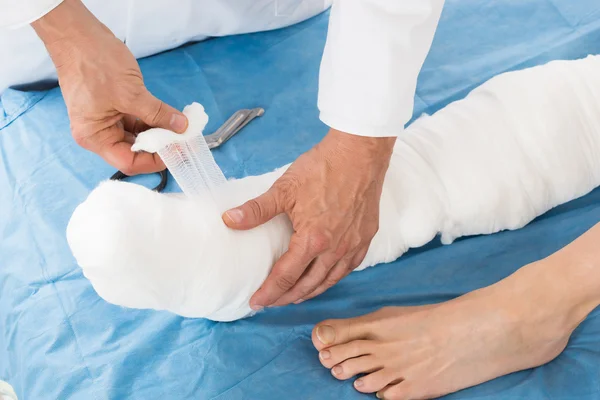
84, 124, 166, 175
104, 141, 166, 175
127, 90, 188, 133
304, 246, 369, 301
271, 251, 341, 306
249, 232, 324, 309
223, 188, 284, 230
303, 256, 354, 301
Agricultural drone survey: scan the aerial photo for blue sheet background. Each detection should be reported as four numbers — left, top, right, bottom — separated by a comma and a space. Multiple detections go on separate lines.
2, 1, 600, 399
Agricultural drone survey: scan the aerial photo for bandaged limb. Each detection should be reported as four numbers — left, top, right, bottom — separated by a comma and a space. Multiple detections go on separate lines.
67, 55, 600, 321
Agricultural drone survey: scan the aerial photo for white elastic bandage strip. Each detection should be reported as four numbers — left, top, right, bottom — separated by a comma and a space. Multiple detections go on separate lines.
157, 135, 226, 196
131, 102, 226, 197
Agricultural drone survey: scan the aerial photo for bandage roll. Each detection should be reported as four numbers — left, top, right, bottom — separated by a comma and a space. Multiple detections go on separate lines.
131, 102, 226, 198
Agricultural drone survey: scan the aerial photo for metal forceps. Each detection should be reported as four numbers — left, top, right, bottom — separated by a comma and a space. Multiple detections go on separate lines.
110, 107, 264, 191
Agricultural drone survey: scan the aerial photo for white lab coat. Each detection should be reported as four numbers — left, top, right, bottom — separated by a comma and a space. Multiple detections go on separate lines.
0, 0, 444, 137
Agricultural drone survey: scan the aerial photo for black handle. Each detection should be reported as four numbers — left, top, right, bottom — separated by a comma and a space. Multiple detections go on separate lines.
109, 169, 169, 193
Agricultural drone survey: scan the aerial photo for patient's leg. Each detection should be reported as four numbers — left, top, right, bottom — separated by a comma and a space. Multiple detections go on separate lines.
67, 55, 600, 322
312, 224, 600, 399
310, 56, 600, 398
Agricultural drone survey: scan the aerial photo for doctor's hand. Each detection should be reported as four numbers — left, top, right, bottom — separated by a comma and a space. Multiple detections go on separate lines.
31, 0, 188, 175
223, 129, 396, 309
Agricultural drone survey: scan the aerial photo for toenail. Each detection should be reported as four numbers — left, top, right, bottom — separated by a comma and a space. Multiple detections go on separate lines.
316, 325, 335, 345
354, 379, 363, 388
332, 366, 343, 376
319, 350, 331, 360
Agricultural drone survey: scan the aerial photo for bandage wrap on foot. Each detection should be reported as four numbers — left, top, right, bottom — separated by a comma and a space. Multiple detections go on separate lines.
67, 55, 600, 321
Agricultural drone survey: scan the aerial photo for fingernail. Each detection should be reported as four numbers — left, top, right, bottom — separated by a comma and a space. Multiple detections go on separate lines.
354, 379, 363, 388
170, 114, 188, 132
319, 350, 331, 360
376, 392, 382, 399
316, 325, 335, 345
332, 365, 343, 376
224, 209, 244, 224
294, 299, 305, 305
250, 303, 263, 311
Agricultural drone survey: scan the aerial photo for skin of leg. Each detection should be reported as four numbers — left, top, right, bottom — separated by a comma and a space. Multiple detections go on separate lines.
312, 223, 600, 400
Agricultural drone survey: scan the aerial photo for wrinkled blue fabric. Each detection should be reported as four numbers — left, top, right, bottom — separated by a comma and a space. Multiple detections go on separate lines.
2, 1, 600, 399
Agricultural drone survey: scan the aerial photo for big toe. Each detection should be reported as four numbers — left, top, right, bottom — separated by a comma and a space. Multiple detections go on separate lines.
312, 318, 370, 351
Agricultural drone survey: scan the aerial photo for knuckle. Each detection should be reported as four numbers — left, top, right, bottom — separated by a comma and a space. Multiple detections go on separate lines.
143, 100, 165, 125
275, 274, 297, 292
308, 231, 332, 254
245, 198, 265, 219
272, 180, 296, 209
289, 236, 311, 260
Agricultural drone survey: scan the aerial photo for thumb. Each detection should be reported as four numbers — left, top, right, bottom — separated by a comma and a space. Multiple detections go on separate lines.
223, 189, 284, 230
134, 90, 188, 133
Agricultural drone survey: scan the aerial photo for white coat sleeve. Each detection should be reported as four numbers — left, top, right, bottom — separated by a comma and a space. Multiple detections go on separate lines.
0, 0, 64, 29
318, 0, 445, 137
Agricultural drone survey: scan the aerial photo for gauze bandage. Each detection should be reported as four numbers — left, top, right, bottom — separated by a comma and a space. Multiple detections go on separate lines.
68, 55, 600, 322
131, 103, 226, 197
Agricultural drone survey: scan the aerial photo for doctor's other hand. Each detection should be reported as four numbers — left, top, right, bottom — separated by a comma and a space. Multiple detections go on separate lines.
223, 129, 396, 308
31, 0, 188, 175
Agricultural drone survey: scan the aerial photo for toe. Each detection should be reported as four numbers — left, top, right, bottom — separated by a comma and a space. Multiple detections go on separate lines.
377, 382, 416, 400
354, 369, 402, 394
331, 355, 381, 380
319, 340, 372, 368
312, 317, 371, 350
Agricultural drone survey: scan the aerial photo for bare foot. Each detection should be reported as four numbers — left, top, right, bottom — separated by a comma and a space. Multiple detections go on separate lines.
311, 259, 597, 399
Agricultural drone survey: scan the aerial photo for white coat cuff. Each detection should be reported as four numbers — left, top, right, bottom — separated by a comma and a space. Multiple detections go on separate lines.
1, 0, 64, 29
319, 110, 405, 137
